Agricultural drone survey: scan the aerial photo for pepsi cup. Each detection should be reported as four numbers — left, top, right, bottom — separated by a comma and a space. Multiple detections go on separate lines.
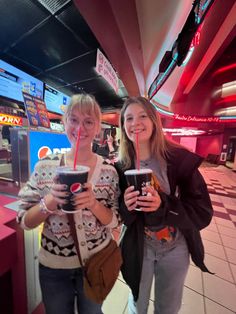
56, 165, 90, 213
124, 168, 153, 211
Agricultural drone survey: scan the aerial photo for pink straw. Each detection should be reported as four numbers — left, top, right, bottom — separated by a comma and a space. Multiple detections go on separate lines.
73, 127, 81, 170
136, 132, 140, 170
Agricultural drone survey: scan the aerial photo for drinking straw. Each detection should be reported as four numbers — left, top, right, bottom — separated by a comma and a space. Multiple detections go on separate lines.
136, 132, 140, 170
73, 127, 81, 170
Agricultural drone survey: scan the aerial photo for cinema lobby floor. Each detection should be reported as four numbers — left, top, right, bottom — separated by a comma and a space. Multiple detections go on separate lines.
1, 162, 236, 314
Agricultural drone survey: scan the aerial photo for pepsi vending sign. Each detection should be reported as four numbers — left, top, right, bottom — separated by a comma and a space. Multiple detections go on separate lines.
29, 130, 71, 173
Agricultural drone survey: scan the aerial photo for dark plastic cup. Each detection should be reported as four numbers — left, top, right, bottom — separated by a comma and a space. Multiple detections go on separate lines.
124, 168, 153, 211
56, 165, 90, 213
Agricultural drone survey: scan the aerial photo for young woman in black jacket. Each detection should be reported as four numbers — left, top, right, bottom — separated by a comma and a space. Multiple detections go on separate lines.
116, 96, 213, 314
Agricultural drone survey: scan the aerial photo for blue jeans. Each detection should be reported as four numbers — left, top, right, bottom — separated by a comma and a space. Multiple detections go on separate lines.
39, 264, 103, 314
128, 231, 189, 314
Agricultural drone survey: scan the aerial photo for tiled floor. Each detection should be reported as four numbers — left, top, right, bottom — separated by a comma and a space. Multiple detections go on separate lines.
102, 164, 236, 314
1, 163, 236, 313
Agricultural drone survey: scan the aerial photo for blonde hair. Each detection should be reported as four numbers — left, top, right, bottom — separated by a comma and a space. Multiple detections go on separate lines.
63, 94, 101, 123
119, 96, 176, 169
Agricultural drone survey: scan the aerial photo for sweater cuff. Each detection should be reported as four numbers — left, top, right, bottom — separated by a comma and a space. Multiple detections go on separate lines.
104, 210, 119, 229
16, 209, 32, 230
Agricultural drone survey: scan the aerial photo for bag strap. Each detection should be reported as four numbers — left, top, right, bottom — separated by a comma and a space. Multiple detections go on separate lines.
67, 213, 84, 267
67, 213, 92, 286
60, 153, 65, 166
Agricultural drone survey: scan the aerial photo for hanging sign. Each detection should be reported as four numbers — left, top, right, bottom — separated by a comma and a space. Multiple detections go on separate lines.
96, 49, 119, 93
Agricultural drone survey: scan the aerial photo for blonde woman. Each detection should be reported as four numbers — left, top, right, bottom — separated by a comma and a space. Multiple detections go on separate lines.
17, 94, 120, 314
116, 96, 213, 314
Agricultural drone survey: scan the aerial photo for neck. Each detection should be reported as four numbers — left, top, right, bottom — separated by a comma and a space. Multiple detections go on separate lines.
68, 147, 94, 163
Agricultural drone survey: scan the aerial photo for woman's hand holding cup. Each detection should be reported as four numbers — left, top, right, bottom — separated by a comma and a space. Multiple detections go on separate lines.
70, 182, 97, 211
124, 186, 140, 211
51, 177, 69, 205
137, 185, 161, 212
44, 176, 69, 215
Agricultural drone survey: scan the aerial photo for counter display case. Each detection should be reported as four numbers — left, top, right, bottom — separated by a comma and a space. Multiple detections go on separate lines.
8, 128, 71, 313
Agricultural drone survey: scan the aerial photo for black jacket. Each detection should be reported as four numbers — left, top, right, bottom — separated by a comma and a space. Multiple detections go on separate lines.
115, 147, 213, 301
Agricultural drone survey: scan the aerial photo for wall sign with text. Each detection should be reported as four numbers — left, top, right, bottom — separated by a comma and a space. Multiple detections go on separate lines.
0, 113, 23, 126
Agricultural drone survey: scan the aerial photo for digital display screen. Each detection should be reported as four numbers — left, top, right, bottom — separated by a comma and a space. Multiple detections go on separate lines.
0, 59, 44, 102
44, 84, 71, 115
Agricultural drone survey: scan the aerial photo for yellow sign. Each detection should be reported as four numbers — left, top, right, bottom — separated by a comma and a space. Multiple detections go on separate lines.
0, 113, 23, 126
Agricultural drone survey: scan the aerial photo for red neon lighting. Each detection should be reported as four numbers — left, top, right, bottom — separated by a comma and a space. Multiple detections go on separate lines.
220, 119, 236, 122
192, 30, 201, 47
212, 63, 236, 77
174, 114, 220, 123
215, 95, 236, 105
163, 128, 205, 136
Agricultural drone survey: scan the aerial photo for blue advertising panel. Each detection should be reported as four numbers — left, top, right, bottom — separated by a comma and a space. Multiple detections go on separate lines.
44, 84, 71, 115
0, 59, 44, 102
29, 130, 71, 173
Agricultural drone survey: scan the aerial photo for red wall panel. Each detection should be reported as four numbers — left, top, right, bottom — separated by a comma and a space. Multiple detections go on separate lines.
196, 134, 223, 157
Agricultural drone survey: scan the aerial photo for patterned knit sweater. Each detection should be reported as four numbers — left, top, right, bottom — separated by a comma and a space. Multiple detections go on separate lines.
17, 154, 120, 269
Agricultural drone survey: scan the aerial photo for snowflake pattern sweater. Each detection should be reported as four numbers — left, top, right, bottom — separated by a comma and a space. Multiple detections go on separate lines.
17, 154, 120, 269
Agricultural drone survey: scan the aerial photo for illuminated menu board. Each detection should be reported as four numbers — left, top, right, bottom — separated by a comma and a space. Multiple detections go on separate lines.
0, 59, 44, 102
22, 92, 50, 128
44, 84, 71, 115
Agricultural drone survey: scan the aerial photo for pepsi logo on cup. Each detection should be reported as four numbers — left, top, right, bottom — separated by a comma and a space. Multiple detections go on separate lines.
70, 183, 83, 194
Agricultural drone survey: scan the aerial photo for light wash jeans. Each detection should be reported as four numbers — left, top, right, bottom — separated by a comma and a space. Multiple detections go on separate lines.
39, 264, 103, 314
128, 231, 189, 314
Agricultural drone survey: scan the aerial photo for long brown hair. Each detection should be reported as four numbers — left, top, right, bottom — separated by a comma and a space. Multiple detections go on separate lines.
119, 97, 175, 169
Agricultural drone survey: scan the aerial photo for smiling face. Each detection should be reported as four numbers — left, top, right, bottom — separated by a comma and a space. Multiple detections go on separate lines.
64, 107, 99, 149
119, 96, 167, 169
123, 103, 154, 145
63, 94, 101, 151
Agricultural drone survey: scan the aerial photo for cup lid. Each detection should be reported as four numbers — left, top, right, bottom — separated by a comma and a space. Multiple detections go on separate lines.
124, 168, 152, 175
56, 165, 90, 173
